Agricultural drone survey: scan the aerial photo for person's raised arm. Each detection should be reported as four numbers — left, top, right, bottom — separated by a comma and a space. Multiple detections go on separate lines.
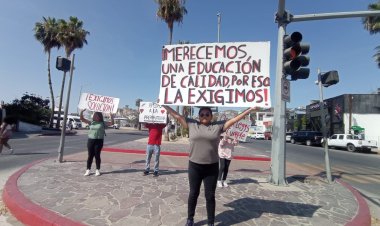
162, 105, 188, 129
223, 107, 256, 131
79, 109, 91, 125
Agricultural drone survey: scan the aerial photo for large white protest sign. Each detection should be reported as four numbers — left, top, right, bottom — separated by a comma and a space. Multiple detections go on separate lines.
139, 102, 167, 123
78, 93, 119, 114
158, 42, 271, 108
225, 119, 251, 142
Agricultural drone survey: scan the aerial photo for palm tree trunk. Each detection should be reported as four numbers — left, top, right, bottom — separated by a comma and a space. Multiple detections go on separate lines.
168, 24, 173, 45
47, 51, 55, 128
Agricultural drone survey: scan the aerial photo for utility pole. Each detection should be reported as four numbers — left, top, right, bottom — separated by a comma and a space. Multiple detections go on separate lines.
216, 12, 221, 114
217, 12, 221, 42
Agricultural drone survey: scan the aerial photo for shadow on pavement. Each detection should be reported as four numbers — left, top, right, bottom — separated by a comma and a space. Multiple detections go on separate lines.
228, 178, 258, 185
209, 198, 321, 226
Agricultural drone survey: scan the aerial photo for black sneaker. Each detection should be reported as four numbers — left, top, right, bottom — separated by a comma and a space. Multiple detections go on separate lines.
185, 219, 194, 226
153, 171, 159, 177
143, 171, 149, 176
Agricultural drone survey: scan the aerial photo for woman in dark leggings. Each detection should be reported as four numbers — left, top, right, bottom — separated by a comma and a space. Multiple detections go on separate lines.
80, 109, 114, 176
163, 106, 254, 226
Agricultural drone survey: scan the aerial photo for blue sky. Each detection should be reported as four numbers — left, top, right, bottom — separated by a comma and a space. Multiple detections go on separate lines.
0, 0, 379, 114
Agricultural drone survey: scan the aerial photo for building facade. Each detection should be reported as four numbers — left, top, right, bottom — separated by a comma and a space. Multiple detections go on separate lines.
306, 94, 380, 143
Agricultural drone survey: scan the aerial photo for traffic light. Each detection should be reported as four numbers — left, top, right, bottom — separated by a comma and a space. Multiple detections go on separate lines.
56, 57, 71, 72
320, 70, 339, 87
283, 32, 310, 80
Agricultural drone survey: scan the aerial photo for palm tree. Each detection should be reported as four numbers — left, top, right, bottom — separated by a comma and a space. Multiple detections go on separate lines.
155, 0, 187, 45
363, 1, 380, 67
135, 98, 143, 130
55, 16, 90, 128
34, 17, 61, 128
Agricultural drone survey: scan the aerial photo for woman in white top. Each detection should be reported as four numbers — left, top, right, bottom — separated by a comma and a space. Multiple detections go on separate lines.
217, 133, 238, 188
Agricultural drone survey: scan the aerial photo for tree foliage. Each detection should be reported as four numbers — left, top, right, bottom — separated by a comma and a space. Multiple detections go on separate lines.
55, 16, 90, 128
155, 0, 187, 44
363, 1, 380, 68
34, 17, 61, 128
3, 93, 51, 126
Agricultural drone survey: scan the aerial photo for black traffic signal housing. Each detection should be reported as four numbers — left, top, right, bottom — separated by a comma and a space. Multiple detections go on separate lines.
283, 32, 310, 80
320, 70, 339, 87
56, 57, 71, 72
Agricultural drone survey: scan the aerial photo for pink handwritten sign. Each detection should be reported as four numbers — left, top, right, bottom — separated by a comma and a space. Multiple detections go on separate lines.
225, 120, 251, 142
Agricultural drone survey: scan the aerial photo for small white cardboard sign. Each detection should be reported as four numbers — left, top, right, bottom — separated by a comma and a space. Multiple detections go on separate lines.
78, 92, 119, 114
139, 102, 167, 123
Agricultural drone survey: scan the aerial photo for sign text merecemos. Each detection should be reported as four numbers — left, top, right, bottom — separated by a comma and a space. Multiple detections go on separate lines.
78, 92, 120, 114
158, 42, 271, 107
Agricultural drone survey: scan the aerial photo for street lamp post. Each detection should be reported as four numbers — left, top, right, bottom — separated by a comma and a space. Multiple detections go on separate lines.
317, 69, 339, 183
57, 54, 75, 163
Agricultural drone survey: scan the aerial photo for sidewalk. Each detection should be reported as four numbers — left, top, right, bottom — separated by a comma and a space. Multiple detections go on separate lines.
2, 136, 371, 226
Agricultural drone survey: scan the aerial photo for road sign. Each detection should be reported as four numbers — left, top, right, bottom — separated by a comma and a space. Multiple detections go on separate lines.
281, 78, 290, 102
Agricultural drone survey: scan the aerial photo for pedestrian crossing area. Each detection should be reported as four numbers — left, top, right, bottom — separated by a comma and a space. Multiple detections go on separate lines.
296, 163, 380, 184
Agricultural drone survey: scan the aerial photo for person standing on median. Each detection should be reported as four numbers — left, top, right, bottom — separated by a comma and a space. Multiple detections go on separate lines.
0, 116, 17, 155
162, 105, 255, 226
143, 123, 167, 177
80, 109, 114, 176
217, 132, 238, 188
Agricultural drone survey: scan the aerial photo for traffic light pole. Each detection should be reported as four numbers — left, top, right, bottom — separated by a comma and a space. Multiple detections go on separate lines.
270, 0, 380, 186
268, 0, 287, 186
58, 54, 75, 163
317, 69, 332, 183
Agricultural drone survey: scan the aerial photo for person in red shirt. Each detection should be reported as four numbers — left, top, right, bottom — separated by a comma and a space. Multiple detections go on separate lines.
143, 123, 167, 177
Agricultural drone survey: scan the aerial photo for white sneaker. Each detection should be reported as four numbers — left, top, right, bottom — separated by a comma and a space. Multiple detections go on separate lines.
84, 169, 90, 176
217, 181, 223, 188
9, 149, 14, 154
222, 181, 228, 187
95, 169, 101, 176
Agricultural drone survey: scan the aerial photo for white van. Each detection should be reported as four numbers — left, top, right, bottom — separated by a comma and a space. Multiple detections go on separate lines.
66, 115, 82, 129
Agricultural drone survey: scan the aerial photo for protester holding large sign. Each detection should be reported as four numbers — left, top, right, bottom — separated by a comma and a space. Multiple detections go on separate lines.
80, 109, 114, 177
158, 42, 271, 108
162, 105, 256, 226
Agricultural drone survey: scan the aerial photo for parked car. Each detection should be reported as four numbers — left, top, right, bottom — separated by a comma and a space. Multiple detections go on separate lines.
264, 131, 272, 140
326, 134, 377, 152
290, 131, 323, 146
249, 132, 265, 139
285, 132, 293, 142
67, 116, 82, 129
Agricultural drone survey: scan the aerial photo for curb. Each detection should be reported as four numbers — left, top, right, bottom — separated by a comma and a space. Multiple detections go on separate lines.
2, 159, 86, 226
339, 179, 371, 226
102, 147, 271, 161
